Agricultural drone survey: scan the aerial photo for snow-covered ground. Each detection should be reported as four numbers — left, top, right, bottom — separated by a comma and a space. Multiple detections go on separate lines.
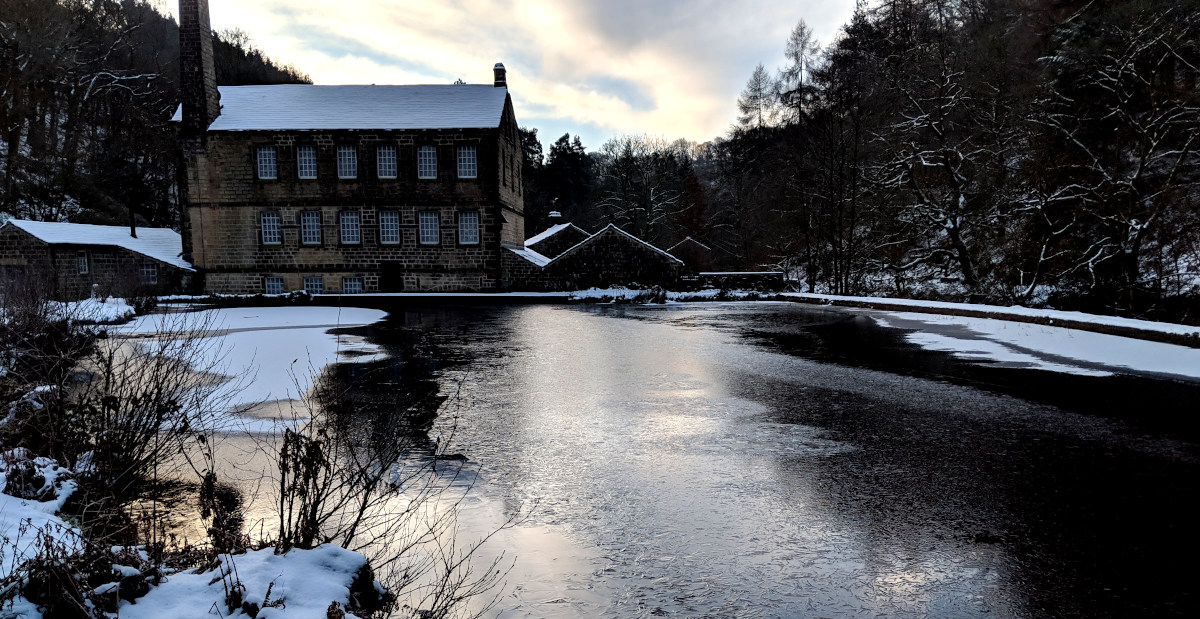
1, 307, 392, 618
118, 545, 373, 619
0, 451, 83, 618
0, 460, 376, 618
123, 307, 389, 427
784, 292, 1200, 339
53, 297, 136, 323
871, 311, 1200, 380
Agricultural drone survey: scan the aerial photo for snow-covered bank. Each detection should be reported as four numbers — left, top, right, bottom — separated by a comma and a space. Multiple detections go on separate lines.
782, 292, 1200, 346
119, 545, 376, 619
122, 306, 389, 419
0, 452, 82, 617
872, 312, 1200, 380
41, 297, 137, 324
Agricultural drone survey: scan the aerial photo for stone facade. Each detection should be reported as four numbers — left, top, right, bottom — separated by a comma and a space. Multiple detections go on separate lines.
0, 225, 186, 300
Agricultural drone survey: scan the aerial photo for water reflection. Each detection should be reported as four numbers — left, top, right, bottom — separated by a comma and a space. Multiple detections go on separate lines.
392, 303, 1196, 618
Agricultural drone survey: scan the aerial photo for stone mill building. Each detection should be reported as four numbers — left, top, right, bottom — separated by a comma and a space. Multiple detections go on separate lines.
175, 0, 525, 294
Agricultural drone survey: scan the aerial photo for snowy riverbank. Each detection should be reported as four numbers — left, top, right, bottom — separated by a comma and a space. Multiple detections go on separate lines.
781, 292, 1200, 347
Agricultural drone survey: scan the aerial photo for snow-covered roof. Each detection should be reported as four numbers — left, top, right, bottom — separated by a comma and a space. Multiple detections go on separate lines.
4, 220, 193, 271
547, 224, 684, 266
170, 85, 509, 131
506, 246, 552, 267
524, 222, 589, 248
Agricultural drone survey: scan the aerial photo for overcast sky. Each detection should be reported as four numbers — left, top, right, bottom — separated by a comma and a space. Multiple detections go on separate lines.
162, 0, 857, 151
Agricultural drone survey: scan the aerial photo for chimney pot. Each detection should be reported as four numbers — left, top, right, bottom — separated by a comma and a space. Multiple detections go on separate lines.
493, 62, 507, 88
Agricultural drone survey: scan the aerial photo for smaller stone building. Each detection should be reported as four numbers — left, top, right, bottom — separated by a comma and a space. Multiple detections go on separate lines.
507, 223, 684, 290
0, 220, 192, 299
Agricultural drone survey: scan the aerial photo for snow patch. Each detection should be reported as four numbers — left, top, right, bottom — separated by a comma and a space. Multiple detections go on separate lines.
119, 545, 372, 619
56, 296, 136, 323
785, 292, 1200, 338
874, 312, 1200, 379
507, 245, 552, 267
122, 307, 389, 415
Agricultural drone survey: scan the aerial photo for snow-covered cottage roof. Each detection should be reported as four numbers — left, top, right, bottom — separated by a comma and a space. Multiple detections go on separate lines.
4, 220, 193, 271
525, 223, 590, 248
506, 246, 552, 267
170, 85, 509, 131
547, 224, 685, 267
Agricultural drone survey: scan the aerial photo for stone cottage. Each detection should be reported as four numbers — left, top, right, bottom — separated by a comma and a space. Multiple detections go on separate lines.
0, 220, 192, 299
175, 0, 525, 294
504, 222, 685, 290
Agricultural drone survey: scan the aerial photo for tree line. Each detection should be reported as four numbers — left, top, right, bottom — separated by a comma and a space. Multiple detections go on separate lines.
0, 0, 308, 228
521, 0, 1199, 321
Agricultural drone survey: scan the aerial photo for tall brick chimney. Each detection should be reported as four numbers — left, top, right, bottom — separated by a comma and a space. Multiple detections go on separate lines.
179, 0, 220, 132
493, 63, 506, 88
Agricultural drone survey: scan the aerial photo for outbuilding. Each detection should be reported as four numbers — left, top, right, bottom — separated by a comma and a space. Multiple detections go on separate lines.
0, 220, 192, 299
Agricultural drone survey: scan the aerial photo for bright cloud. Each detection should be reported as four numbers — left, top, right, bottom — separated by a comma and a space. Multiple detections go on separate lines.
161, 0, 856, 149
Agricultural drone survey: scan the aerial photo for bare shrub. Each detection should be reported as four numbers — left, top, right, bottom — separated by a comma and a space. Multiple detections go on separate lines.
267, 365, 517, 618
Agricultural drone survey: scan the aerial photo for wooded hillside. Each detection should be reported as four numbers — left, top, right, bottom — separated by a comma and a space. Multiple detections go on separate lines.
0, 0, 307, 228
520, 0, 1199, 321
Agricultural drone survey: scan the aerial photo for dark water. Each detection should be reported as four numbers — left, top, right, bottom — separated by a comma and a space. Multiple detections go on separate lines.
343, 302, 1199, 618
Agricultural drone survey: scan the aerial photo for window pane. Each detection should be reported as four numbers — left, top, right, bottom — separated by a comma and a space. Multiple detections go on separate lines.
377, 145, 397, 178
77, 251, 88, 274
457, 145, 477, 178
301, 211, 322, 244
418, 146, 437, 179
418, 211, 440, 245
337, 146, 357, 179
458, 211, 480, 245
141, 262, 158, 284
257, 146, 277, 179
342, 277, 363, 294
297, 146, 317, 179
379, 210, 400, 244
261, 211, 281, 245
340, 210, 361, 244
264, 276, 285, 295
303, 277, 324, 294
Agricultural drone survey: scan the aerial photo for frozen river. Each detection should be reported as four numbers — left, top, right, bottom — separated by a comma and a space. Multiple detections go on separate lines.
320, 302, 1198, 618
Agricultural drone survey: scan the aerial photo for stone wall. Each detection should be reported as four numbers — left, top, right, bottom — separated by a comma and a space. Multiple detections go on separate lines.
500, 249, 556, 290
192, 204, 501, 293
495, 100, 525, 248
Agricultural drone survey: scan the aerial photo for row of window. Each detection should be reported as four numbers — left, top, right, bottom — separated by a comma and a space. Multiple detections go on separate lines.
260, 210, 480, 246
263, 276, 362, 295
257, 145, 477, 181
73, 251, 158, 284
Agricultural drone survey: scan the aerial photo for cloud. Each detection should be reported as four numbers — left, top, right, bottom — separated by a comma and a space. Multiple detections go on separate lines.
169, 0, 857, 147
